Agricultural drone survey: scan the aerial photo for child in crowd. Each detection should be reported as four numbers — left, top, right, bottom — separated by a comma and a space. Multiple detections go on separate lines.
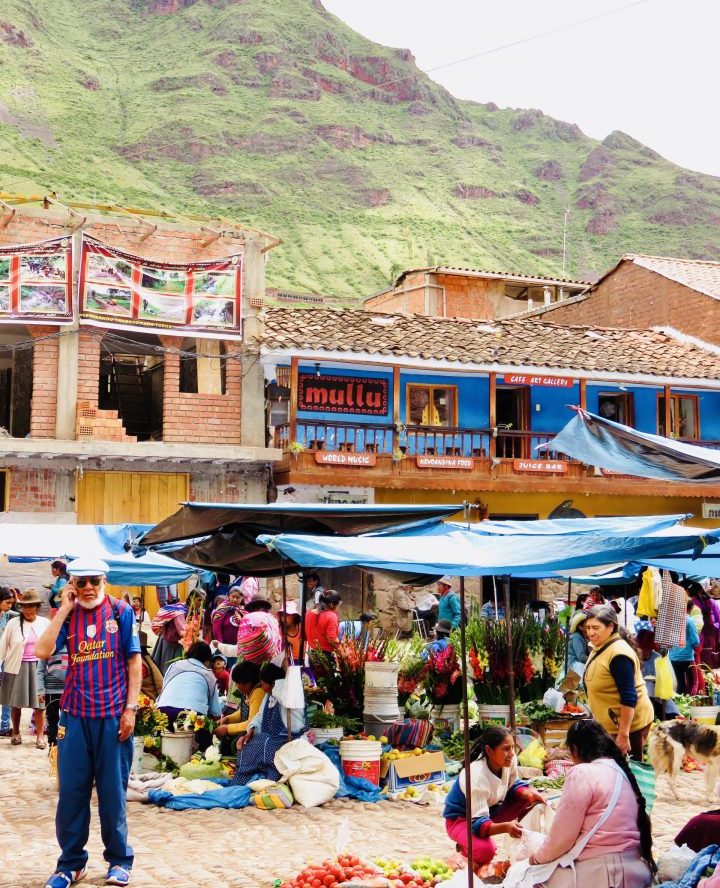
211, 653, 230, 695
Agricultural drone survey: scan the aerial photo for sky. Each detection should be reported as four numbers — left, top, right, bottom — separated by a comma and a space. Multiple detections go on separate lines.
322, 0, 720, 178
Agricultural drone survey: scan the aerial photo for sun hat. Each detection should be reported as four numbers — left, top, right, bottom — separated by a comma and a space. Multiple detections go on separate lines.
67, 557, 110, 577
19, 589, 43, 606
245, 597, 272, 613
277, 601, 300, 617
437, 576, 454, 588
569, 611, 588, 634
435, 619, 453, 637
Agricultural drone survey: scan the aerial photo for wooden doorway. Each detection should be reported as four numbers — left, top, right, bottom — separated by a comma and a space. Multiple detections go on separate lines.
495, 386, 529, 458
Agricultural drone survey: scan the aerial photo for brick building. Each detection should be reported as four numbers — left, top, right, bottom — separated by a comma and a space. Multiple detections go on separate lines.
0, 203, 281, 532
522, 254, 720, 348
364, 266, 589, 319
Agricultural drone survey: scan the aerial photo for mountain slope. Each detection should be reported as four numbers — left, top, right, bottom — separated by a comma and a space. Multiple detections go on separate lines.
1, 0, 720, 298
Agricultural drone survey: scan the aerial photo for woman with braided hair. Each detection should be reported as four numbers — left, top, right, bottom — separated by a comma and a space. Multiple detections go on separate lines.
525, 719, 655, 888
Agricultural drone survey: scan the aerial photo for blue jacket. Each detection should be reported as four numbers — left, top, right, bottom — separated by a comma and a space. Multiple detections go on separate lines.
438, 592, 461, 629
669, 616, 700, 663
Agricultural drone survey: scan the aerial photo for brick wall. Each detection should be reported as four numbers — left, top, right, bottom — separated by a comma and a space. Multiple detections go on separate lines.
29, 326, 59, 438
537, 262, 720, 345
365, 272, 520, 319
76, 330, 102, 406
7, 468, 58, 511
161, 336, 243, 444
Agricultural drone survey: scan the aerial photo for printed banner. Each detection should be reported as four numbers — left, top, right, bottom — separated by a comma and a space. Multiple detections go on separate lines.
298, 373, 388, 415
79, 236, 243, 339
0, 236, 73, 325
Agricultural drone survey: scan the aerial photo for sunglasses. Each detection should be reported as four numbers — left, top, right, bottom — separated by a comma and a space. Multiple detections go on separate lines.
73, 576, 103, 588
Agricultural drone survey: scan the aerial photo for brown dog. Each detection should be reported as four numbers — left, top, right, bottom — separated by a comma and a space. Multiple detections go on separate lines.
648, 720, 720, 803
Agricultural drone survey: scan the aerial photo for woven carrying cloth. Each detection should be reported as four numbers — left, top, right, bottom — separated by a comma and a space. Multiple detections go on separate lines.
655, 571, 687, 649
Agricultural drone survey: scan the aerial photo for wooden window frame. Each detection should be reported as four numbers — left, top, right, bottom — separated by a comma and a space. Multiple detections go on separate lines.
406, 383, 459, 427
495, 384, 531, 431
657, 393, 700, 439
597, 391, 635, 427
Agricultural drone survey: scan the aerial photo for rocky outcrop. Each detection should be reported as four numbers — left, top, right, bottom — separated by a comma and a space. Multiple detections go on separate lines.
454, 184, 500, 200
579, 147, 615, 181
357, 187, 391, 207
80, 74, 101, 91
0, 21, 32, 47
515, 189, 539, 206
512, 109, 543, 132
314, 125, 394, 149
534, 160, 562, 181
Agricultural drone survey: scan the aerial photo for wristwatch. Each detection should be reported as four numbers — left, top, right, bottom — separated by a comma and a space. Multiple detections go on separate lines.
125, 703, 139, 712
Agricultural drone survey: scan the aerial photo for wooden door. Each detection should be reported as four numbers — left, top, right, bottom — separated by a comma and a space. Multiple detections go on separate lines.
76, 471, 188, 525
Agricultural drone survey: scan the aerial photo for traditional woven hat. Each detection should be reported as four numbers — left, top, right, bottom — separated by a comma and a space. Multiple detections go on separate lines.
19, 588, 43, 606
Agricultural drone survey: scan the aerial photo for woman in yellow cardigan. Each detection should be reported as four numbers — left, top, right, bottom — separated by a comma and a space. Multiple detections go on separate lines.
213, 660, 266, 741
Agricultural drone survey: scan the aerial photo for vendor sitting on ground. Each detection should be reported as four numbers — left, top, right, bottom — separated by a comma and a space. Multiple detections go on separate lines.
230, 663, 305, 785
674, 808, 720, 853
213, 661, 265, 741
156, 641, 222, 749
443, 725, 545, 869
528, 719, 656, 887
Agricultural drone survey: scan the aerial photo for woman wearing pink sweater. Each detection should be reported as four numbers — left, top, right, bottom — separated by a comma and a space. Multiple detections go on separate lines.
527, 720, 655, 888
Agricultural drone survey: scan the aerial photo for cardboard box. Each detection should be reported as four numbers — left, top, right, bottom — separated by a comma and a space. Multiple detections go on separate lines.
385, 751, 446, 792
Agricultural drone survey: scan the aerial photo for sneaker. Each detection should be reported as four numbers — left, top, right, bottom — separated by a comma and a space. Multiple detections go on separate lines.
44, 869, 87, 888
105, 866, 131, 886
0, 727, 12, 737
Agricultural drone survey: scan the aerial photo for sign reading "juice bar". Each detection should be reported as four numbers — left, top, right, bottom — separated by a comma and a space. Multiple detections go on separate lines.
298, 373, 388, 416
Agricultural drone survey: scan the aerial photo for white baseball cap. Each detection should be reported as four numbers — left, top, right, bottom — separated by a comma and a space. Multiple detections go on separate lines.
67, 557, 110, 577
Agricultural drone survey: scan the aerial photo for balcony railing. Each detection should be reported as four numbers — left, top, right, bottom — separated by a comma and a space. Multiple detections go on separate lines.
273, 421, 720, 463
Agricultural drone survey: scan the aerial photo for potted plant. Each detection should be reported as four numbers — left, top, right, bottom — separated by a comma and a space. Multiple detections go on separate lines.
288, 440, 305, 458
161, 710, 217, 767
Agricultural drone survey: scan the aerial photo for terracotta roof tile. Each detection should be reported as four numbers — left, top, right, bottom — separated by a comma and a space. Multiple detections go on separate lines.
626, 254, 720, 301
261, 308, 720, 380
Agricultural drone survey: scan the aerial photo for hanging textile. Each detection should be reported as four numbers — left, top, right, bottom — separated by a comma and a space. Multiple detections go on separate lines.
655, 571, 687, 649
637, 568, 659, 619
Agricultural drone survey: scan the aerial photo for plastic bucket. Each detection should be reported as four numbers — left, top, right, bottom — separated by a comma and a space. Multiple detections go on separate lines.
690, 705, 720, 725
161, 730, 195, 766
478, 704, 511, 728
363, 714, 400, 738
364, 688, 401, 718
312, 727, 344, 745
131, 736, 145, 775
340, 739, 382, 786
364, 662, 400, 690
432, 704, 461, 732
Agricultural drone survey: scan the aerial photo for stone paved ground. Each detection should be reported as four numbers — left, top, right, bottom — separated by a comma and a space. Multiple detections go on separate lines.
0, 730, 713, 888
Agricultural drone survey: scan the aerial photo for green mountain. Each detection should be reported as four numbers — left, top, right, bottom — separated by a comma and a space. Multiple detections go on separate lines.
2, 0, 720, 299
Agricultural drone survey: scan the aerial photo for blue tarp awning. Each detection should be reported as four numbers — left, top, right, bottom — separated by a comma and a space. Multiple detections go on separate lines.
0, 523, 197, 586
259, 519, 716, 578
539, 409, 720, 482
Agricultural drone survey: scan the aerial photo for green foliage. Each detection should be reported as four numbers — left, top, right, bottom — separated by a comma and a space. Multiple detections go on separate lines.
1, 0, 719, 298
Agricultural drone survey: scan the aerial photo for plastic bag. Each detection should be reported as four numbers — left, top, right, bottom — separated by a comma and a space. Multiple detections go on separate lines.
444, 868, 486, 887
518, 739, 547, 770
657, 844, 697, 883
655, 654, 674, 700
274, 665, 305, 710
509, 830, 546, 864
274, 737, 340, 807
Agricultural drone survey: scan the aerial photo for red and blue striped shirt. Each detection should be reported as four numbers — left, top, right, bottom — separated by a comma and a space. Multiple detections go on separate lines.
56, 596, 140, 718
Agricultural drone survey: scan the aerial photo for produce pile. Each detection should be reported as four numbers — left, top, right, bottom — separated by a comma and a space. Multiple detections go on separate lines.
279, 855, 455, 887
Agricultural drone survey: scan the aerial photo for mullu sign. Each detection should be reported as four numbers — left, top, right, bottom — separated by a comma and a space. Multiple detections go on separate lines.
298, 373, 389, 415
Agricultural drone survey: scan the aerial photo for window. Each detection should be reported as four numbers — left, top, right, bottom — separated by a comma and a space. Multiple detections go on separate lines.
407, 384, 457, 427
658, 394, 699, 439
598, 392, 634, 426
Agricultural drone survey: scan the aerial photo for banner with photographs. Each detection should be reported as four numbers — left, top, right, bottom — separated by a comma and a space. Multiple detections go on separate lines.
79, 236, 243, 339
0, 236, 73, 325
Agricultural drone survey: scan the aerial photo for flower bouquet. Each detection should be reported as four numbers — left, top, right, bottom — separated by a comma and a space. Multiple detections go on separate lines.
424, 640, 464, 705
174, 709, 217, 734
133, 693, 169, 739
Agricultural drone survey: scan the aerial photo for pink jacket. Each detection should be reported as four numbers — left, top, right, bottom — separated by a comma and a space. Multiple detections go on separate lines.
533, 759, 641, 864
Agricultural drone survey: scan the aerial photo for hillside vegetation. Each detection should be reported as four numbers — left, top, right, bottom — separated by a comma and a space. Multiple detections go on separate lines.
1, 0, 720, 298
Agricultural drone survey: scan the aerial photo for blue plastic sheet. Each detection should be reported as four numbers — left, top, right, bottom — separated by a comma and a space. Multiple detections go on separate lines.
259, 524, 716, 577
541, 409, 720, 482
148, 781, 253, 811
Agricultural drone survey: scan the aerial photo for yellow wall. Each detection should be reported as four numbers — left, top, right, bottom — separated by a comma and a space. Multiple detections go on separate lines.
76, 471, 190, 616
374, 488, 717, 528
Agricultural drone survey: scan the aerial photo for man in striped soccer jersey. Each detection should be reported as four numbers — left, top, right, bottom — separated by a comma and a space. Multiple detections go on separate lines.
37, 558, 141, 888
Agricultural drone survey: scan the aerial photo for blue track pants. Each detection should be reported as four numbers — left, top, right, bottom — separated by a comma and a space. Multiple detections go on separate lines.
56, 712, 134, 872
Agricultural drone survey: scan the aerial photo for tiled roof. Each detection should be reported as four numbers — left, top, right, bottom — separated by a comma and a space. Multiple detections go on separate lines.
390, 266, 591, 289
261, 307, 720, 380
625, 254, 720, 301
